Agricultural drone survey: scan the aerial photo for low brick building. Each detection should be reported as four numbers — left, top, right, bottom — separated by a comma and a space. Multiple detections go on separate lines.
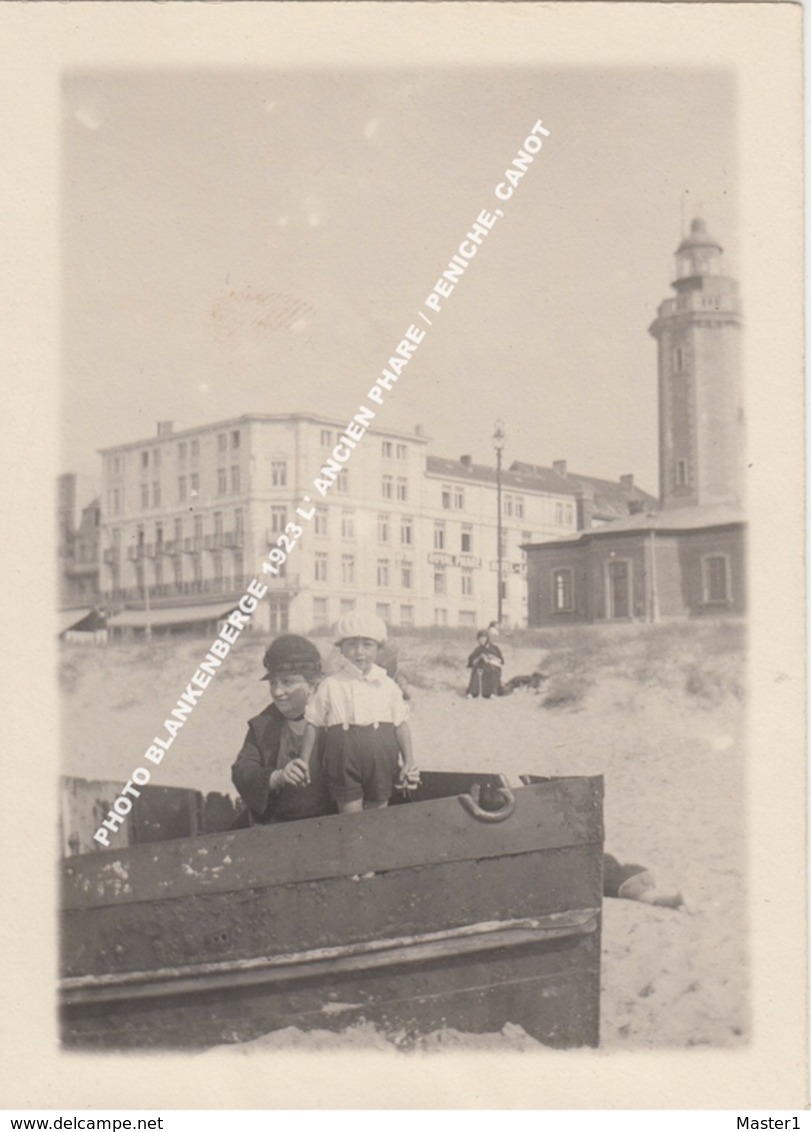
525, 504, 746, 625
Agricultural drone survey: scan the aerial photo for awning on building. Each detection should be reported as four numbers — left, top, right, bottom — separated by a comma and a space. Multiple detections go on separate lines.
58, 609, 93, 635
107, 604, 237, 629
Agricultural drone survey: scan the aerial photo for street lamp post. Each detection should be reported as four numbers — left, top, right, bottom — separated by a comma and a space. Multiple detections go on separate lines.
493, 420, 506, 627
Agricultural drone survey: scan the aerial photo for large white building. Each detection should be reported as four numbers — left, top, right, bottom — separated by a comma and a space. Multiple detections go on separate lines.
97, 413, 643, 637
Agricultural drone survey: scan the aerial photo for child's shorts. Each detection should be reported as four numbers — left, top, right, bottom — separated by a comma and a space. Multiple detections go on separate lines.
323, 722, 400, 805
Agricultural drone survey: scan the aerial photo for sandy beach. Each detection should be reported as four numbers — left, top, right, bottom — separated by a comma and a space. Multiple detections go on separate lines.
60, 620, 747, 1050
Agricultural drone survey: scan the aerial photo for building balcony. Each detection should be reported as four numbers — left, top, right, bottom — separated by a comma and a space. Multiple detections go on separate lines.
104, 574, 298, 605
63, 560, 100, 577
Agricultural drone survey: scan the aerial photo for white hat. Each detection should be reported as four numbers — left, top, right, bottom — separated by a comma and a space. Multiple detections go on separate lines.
334, 611, 387, 645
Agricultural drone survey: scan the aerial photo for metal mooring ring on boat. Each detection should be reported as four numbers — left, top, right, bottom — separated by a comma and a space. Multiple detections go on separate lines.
458, 786, 516, 823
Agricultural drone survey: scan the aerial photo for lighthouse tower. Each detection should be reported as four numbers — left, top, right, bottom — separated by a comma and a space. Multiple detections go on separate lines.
649, 218, 744, 510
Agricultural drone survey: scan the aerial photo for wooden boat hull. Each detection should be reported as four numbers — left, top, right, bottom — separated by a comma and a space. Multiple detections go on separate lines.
60, 775, 603, 1050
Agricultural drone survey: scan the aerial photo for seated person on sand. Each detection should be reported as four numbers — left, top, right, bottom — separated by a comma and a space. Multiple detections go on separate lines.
231, 634, 333, 825
299, 611, 420, 814
466, 630, 505, 699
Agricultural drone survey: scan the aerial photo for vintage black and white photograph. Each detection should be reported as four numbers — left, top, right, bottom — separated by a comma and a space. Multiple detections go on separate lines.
1, 0, 806, 1114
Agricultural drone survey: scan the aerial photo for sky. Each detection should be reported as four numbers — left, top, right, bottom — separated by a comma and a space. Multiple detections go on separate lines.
61, 67, 737, 500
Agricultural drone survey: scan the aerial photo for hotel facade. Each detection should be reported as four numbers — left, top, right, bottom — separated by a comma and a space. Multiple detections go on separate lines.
97, 413, 644, 638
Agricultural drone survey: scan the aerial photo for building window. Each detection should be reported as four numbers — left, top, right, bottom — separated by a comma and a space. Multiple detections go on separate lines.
676, 459, 688, 486
401, 561, 412, 589
555, 502, 565, 524
141, 484, 149, 509
314, 553, 328, 583
434, 608, 448, 626
271, 461, 287, 487
178, 442, 186, 462
213, 511, 223, 537
514, 496, 524, 520
217, 468, 227, 496
377, 514, 390, 543
400, 604, 414, 627
190, 473, 199, 496
552, 568, 574, 612
173, 556, 182, 586
441, 485, 451, 510
231, 430, 240, 449
504, 494, 514, 518
152, 482, 161, 508
341, 511, 355, 540
434, 568, 446, 595
340, 598, 355, 615
217, 433, 227, 452
459, 610, 476, 628
174, 518, 183, 543
112, 488, 121, 515
314, 507, 328, 536
565, 505, 574, 525
434, 522, 445, 551
342, 555, 355, 585
320, 429, 333, 448
234, 508, 243, 536
381, 441, 393, 458
152, 448, 161, 469
194, 515, 203, 541
141, 451, 149, 469
401, 517, 413, 545
231, 465, 240, 493
453, 486, 464, 510
336, 470, 349, 494
312, 597, 329, 628
396, 443, 407, 461
270, 506, 287, 533
461, 525, 473, 554
191, 439, 199, 459
382, 474, 393, 499
377, 559, 390, 587
376, 603, 391, 621
461, 569, 474, 597
397, 478, 408, 502
702, 554, 731, 603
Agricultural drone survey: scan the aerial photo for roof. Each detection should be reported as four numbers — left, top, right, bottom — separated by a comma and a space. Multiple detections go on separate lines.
58, 608, 94, 634
524, 503, 746, 548
98, 413, 428, 455
426, 455, 580, 496
676, 217, 722, 256
107, 603, 237, 629
509, 461, 658, 519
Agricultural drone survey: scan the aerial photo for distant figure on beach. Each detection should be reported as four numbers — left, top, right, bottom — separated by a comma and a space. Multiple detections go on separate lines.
231, 634, 332, 825
466, 630, 504, 699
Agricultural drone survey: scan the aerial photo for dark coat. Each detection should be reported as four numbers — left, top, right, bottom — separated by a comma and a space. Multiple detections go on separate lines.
466, 642, 504, 698
231, 703, 332, 824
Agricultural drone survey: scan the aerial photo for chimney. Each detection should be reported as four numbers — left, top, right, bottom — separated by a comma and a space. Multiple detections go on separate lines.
157, 421, 174, 438
553, 460, 567, 477
460, 454, 472, 469
620, 474, 634, 491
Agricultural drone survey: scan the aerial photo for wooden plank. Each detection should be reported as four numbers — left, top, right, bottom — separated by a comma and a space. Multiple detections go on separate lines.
61, 778, 604, 911
62, 844, 603, 977
61, 928, 601, 1050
